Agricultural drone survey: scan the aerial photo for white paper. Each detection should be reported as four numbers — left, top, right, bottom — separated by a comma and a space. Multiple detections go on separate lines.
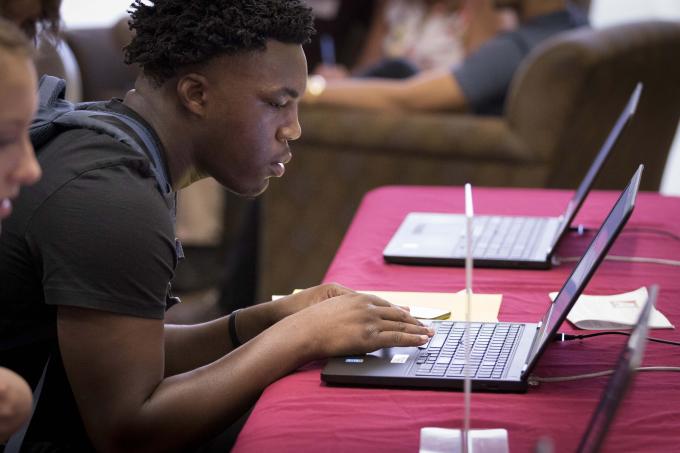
550, 287, 674, 330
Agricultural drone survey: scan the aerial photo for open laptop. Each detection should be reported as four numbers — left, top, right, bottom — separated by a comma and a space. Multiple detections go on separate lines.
575, 284, 656, 453
383, 83, 642, 269
322, 165, 643, 392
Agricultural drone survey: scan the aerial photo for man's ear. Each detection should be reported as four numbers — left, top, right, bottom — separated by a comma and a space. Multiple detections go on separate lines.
176, 73, 209, 117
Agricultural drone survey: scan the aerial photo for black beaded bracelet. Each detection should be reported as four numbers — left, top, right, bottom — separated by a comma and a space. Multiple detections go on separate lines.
228, 309, 243, 348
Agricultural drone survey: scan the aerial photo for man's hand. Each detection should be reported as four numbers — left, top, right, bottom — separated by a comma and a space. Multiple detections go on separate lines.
269, 282, 356, 322
275, 292, 434, 359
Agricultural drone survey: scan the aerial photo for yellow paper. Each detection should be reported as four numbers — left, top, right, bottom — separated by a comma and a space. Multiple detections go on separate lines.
277, 290, 503, 322
356, 290, 502, 323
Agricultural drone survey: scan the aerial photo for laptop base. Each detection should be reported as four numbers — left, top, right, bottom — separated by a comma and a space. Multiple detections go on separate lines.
383, 213, 560, 269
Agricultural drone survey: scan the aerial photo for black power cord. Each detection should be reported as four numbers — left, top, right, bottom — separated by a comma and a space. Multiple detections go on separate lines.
553, 331, 680, 347
568, 225, 680, 242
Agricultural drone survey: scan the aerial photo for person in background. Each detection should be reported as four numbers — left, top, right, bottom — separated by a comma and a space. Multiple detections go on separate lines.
0, 0, 61, 40
0, 17, 42, 443
304, 0, 588, 116
315, 0, 471, 80
0, 1, 434, 451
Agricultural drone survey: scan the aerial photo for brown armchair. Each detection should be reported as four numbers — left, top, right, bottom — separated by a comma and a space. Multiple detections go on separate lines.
259, 20, 680, 297
63, 18, 137, 101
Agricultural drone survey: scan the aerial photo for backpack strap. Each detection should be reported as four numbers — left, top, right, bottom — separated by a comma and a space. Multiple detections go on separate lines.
30, 77, 73, 149
32, 75, 176, 221
53, 109, 176, 222
37, 76, 66, 108
31, 75, 182, 263
4, 357, 50, 453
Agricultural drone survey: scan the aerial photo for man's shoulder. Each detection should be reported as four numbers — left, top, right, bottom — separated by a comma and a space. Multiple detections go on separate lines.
35, 99, 170, 196
39, 121, 144, 162
36, 125, 156, 192
10, 128, 168, 236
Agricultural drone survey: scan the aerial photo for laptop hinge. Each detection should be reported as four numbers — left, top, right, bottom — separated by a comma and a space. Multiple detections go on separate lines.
521, 321, 544, 378
546, 218, 564, 256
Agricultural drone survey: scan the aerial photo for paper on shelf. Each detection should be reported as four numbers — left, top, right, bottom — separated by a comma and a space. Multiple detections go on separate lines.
550, 286, 674, 330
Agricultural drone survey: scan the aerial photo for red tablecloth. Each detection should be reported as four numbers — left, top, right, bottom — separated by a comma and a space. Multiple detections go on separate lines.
233, 187, 680, 453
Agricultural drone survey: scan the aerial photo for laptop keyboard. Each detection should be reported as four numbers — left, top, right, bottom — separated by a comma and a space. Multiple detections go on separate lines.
453, 216, 547, 260
414, 322, 522, 379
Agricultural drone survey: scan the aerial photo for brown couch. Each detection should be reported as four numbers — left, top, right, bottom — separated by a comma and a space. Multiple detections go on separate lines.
259, 20, 680, 298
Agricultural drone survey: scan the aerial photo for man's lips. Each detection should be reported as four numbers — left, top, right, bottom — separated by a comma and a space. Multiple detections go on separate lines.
270, 152, 292, 177
271, 162, 285, 177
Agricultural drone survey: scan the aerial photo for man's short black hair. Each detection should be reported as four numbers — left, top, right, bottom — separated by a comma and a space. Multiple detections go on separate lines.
124, 0, 315, 85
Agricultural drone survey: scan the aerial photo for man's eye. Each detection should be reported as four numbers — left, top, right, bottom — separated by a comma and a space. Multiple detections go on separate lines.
269, 101, 286, 109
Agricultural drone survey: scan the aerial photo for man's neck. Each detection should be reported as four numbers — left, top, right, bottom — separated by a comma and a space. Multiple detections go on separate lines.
122, 78, 196, 191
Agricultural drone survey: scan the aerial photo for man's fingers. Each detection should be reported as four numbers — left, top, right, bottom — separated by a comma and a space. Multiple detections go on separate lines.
377, 320, 434, 337
373, 331, 430, 349
323, 282, 354, 298
371, 305, 423, 327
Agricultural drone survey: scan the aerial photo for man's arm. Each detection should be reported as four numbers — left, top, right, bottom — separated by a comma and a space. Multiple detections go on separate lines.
305, 68, 468, 112
32, 153, 430, 451
163, 283, 356, 375
461, 0, 511, 55
59, 292, 432, 452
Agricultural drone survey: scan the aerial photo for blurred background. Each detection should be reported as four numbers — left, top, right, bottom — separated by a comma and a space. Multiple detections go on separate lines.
58, 0, 680, 195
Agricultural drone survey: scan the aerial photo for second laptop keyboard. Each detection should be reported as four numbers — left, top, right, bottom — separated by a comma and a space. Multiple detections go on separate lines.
453, 216, 548, 260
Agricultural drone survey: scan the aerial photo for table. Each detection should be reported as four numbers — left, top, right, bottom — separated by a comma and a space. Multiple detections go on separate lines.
233, 186, 680, 452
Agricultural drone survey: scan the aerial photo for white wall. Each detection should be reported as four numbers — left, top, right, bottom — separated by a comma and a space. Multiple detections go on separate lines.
61, 0, 131, 28
591, 0, 680, 27
591, 0, 680, 195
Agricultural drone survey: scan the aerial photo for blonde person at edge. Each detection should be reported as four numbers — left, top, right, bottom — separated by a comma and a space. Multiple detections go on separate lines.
304, 0, 587, 116
0, 18, 42, 442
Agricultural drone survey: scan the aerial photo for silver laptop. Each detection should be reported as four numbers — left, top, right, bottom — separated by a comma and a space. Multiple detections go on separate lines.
576, 284, 656, 453
322, 166, 643, 392
383, 83, 642, 269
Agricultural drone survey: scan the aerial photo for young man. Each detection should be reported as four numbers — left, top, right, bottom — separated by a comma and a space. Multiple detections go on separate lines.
304, 0, 588, 115
0, 1, 433, 451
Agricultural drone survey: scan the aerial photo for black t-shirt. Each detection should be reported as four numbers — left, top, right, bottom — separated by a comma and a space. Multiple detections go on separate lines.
0, 100, 177, 451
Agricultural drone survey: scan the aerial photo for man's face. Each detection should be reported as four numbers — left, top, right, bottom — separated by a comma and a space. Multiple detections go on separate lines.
194, 40, 308, 197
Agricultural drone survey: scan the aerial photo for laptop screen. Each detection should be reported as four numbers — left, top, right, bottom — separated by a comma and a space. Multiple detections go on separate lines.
576, 285, 656, 453
549, 83, 642, 251
524, 165, 643, 375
